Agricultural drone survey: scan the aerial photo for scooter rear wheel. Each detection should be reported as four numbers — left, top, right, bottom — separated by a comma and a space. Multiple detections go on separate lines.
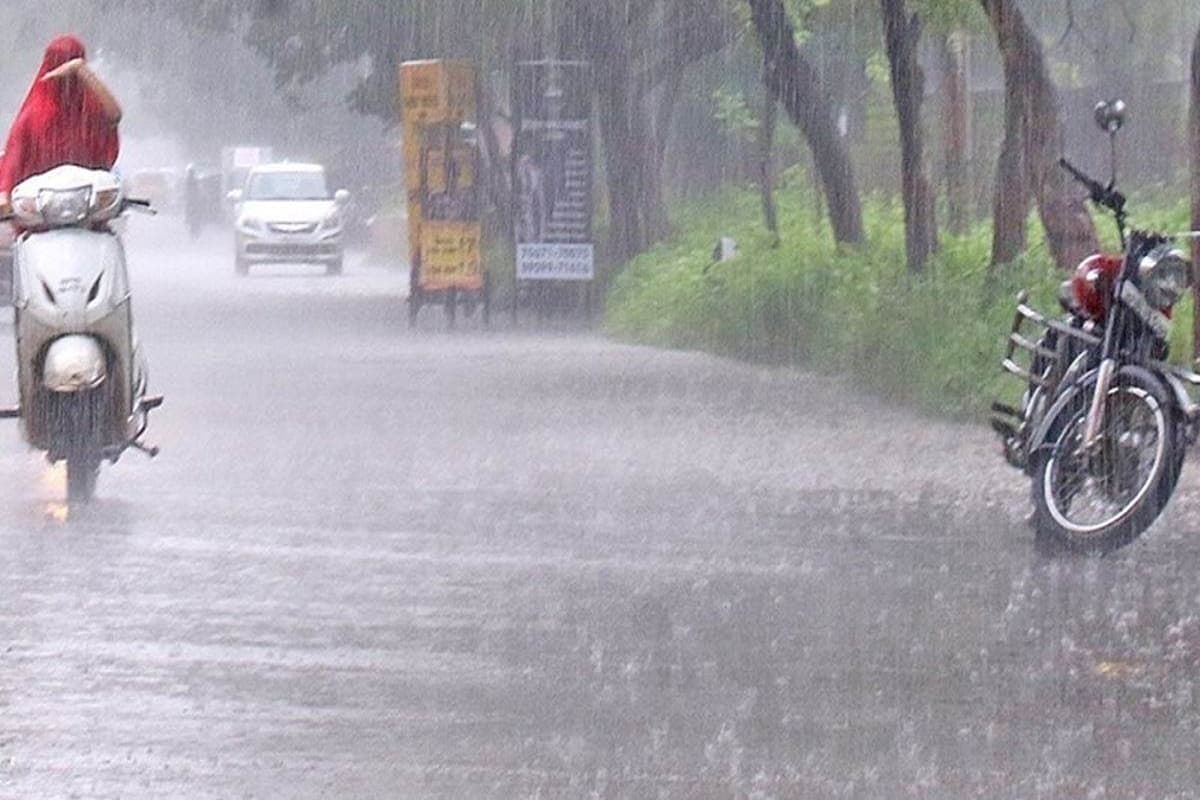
66, 456, 99, 504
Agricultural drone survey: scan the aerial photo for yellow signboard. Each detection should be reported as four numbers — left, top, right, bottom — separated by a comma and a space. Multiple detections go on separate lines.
400, 60, 483, 293
419, 222, 482, 291
400, 60, 475, 126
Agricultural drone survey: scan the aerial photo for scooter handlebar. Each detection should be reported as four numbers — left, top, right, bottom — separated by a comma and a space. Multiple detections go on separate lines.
123, 198, 157, 215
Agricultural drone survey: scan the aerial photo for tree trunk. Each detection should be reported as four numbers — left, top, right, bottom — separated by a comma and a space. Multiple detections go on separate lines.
477, 82, 513, 244
881, 0, 937, 273
990, 42, 1031, 268
596, 74, 662, 263
940, 31, 972, 235
1190, 26, 1200, 356
653, 66, 684, 172
981, 0, 1098, 271
747, 0, 864, 245
554, 0, 735, 263
640, 78, 672, 246
561, 1, 671, 264
759, 73, 780, 245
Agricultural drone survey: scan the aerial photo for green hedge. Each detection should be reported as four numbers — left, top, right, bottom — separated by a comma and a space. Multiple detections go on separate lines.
606, 174, 1193, 420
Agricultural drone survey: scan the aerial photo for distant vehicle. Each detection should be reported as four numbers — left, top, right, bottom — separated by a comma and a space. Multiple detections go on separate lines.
227, 162, 350, 276
992, 100, 1197, 554
220, 145, 273, 212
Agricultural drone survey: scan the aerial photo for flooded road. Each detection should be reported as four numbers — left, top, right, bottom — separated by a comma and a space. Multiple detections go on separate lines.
2, 221, 1200, 797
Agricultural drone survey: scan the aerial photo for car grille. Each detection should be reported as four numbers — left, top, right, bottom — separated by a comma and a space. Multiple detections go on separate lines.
267, 222, 318, 234
246, 243, 339, 257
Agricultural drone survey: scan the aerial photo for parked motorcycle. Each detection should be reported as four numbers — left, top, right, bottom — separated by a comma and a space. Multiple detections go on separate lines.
992, 100, 1200, 553
0, 165, 162, 503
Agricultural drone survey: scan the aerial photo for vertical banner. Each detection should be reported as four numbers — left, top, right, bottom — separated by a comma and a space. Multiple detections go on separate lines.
399, 60, 484, 292
513, 61, 594, 281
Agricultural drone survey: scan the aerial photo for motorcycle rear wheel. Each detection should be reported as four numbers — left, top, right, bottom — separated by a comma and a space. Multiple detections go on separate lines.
1032, 369, 1184, 554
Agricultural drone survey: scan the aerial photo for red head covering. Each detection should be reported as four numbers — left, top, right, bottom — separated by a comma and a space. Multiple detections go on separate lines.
0, 35, 120, 193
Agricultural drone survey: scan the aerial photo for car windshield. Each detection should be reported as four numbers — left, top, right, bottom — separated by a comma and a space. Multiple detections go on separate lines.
246, 171, 328, 201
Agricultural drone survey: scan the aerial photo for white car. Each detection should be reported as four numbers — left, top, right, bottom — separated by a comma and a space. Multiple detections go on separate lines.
229, 163, 349, 276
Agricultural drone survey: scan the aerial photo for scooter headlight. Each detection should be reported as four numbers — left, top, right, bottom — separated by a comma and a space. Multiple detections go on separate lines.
37, 186, 93, 226
1139, 245, 1193, 309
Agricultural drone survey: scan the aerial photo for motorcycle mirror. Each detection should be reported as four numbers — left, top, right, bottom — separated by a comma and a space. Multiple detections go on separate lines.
1094, 99, 1126, 134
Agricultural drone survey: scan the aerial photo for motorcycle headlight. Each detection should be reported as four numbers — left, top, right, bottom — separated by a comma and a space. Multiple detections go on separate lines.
1139, 245, 1193, 309
37, 186, 92, 226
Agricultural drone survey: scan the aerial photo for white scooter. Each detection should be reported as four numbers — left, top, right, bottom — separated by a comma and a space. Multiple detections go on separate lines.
0, 165, 162, 502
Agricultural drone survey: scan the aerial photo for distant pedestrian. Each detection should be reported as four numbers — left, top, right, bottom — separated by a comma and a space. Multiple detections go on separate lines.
185, 163, 203, 238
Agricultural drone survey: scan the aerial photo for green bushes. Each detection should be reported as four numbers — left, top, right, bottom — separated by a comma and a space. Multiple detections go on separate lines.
606, 176, 1193, 420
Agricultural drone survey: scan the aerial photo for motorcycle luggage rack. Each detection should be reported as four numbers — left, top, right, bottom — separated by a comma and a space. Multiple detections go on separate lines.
1001, 291, 1100, 389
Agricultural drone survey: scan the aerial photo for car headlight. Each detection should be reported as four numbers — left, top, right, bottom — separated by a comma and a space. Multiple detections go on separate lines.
1139, 245, 1193, 309
237, 216, 264, 235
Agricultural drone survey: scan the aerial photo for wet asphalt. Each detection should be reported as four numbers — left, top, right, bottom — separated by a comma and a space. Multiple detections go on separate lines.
2, 220, 1200, 798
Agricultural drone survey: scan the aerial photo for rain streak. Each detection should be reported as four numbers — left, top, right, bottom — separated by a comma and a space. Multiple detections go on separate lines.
0, 1, 1199, 797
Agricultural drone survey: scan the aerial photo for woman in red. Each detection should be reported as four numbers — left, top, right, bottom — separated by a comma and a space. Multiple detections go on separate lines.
0, 35, 122, 200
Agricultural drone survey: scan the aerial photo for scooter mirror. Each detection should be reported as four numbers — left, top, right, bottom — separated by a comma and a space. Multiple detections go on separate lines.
1094, 99, 1126, 134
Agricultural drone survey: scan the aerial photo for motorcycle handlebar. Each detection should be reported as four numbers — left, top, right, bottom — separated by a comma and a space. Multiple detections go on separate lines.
1058, 158, 1102, 195
1058, 157, 1125, 216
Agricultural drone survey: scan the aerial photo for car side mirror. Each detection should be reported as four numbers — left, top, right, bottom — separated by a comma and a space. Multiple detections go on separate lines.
334, 189, 350, 206
1094, 99, 1126, 134
226, 189, 243, 204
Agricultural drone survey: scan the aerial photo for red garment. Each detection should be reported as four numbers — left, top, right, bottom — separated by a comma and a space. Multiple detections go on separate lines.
0, 35, 119, 194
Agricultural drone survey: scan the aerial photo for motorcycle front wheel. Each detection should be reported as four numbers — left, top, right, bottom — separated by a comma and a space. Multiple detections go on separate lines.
1032, 369, 1184, 554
